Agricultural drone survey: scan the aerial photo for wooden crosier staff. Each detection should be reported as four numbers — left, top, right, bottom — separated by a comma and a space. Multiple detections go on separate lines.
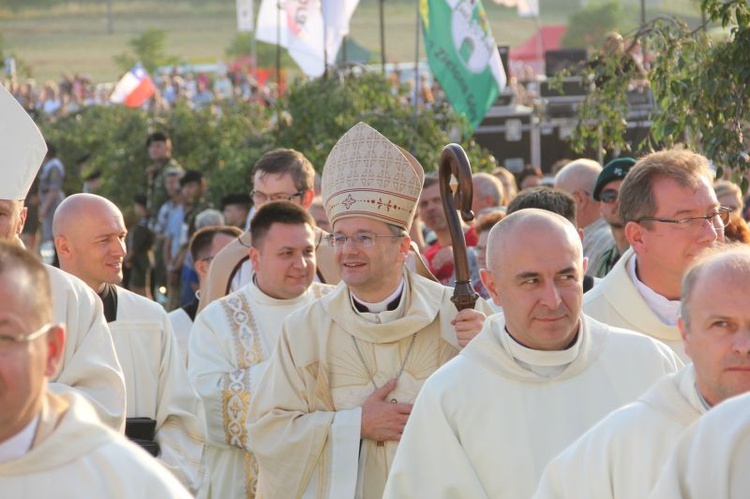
438, 143, 478, 311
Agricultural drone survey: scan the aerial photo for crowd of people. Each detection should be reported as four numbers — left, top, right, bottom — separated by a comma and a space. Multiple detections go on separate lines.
4, 73, 750, 499
0, 63, 445, 123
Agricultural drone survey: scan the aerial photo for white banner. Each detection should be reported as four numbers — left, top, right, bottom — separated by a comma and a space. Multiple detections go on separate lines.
237, 0, 254, 32
255, 0, 360, 77
492, 0, 539, 17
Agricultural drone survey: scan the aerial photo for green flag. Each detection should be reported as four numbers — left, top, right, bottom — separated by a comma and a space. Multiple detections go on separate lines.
421, 0, 507, 130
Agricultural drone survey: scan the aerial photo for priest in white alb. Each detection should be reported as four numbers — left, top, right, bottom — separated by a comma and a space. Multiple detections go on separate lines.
383, 209, 682, 499
248, 122, 490, 499
53, 193, 206, 493
0, 82, 126, 431
0, 240, 191, 498
189, 201, 334, 498
584, 149, 729, 361
534, 244, 750, 499
649, 390, 750, 499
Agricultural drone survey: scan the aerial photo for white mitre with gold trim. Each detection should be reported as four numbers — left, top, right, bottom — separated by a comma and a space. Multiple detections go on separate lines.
0, 83, 47, 200
322, 122, 424, 231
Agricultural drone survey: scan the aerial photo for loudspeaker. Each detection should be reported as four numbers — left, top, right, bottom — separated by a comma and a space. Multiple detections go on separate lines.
475, 107, 538, 173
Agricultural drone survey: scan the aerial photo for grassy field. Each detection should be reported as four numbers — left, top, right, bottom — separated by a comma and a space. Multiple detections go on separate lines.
1, 0, 702, 83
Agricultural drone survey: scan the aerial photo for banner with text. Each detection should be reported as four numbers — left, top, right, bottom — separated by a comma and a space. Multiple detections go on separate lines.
421, 0, 507, 130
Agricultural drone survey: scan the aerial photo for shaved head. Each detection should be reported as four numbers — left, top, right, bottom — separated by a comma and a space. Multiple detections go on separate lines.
487, 209, 582, 274
554, 159, 602, 194
53, 193, 127, 292
679, 244, 750, 406
482, 209, 584, 350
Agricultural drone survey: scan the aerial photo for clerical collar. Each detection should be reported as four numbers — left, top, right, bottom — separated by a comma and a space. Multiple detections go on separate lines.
97, 283, 119, 323
351, 279, 405, 314
502, 326, 582, 378
0, 414, 40, 464
695, 384, 713, 410
628, 256, 680, 326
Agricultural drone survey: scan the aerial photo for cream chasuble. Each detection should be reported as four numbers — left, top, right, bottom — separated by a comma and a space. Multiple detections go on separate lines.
649, 391, 750, 499
534, 365, 705, 499
109, 286, 206, 493
0, 392, 192, 498
248, 271, 492, 499
583, 249, 687, 361
47, 265, 126, 432
188, 280, 334, 499
383, 314, 682, 499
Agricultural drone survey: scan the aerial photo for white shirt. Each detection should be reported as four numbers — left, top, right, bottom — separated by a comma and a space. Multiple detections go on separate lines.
628, 255, 681, 326
0, 416, 40, 465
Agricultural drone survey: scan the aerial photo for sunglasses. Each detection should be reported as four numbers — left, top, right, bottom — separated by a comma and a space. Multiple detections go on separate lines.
599, 189, 619, 204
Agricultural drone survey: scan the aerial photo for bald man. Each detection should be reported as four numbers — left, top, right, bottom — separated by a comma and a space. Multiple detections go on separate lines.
535, 244, 750, 498
53, 194, 205, 493
555, 159, 615, 276
384, 209, 681, 499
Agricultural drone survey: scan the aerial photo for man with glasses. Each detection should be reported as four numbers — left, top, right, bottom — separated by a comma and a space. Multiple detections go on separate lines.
584, 149, 729, 361
535, 245, 750, 499
188, 201, 334, 499
198, 148, 341, 312
248, 122, 489, 499
591, 157, 636, 277
555, 159, 615, 277
0, 83, 126, 432
0, 241, 191, 498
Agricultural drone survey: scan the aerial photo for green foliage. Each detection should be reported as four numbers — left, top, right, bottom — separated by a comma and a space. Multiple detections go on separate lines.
564, 0, 750, 176
114, 28, 181, 75
40, 102, 274, 209
276, 71, 492, 173
224, 34, 296, 69
39, 71, 494, 214
561, 1, 623, 49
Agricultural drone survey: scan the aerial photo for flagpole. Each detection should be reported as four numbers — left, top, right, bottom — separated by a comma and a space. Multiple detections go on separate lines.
412, 0, 421, 148
323, 12, 329, 79
379, 0, 386, 74
275, 0, 282, 141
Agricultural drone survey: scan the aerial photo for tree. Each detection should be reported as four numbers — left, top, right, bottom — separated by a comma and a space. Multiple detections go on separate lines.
561, 0, 624, 50
114, 28, 181, 74
276, 70, 495, 173
563, 0, 750, 182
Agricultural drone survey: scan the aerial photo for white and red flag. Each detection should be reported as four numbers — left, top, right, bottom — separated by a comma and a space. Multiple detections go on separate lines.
110, 64, 156, 107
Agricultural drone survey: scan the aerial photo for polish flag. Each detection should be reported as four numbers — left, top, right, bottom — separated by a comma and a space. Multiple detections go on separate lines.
110, 64, 156, 107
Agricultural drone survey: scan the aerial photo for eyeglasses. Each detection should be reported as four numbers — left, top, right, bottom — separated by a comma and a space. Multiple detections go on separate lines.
0, 323, 52, 351
636, 207, 732, 231
327, 232, 403, 248
599, 189, 619, 204
250, 190, 304, 204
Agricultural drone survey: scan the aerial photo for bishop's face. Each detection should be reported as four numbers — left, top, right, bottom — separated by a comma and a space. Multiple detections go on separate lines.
332, 217, 410, 303
0, 200, 27, 241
